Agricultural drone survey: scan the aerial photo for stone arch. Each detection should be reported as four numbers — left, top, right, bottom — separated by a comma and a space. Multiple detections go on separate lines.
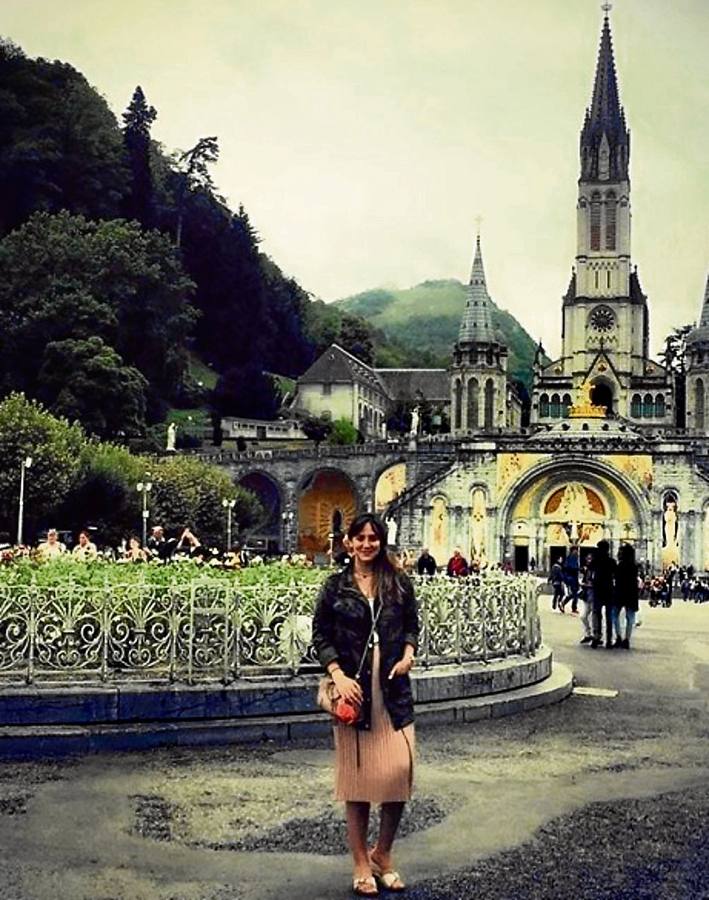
297, 467, 359, 560
590, 379, 614, 414
631, 393, 642, 418
561, 393, 572, 417
428, 494, 450, 565
539, 393, 550, 418
654, 394, 666, 418
498, 456, 652, 570
643, 393, 654, 418
374, 461, 407, 514
237, 470, 284, 548
550, 393, 561, 418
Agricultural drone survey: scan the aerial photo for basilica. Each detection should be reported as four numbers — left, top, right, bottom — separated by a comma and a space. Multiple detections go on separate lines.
234, 11, 709, 573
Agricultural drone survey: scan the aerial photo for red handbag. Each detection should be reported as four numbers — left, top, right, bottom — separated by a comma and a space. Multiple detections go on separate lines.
316, 601, 382, 726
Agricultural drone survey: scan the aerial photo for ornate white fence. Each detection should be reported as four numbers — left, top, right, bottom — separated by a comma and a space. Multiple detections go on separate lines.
0, 574, 541, 684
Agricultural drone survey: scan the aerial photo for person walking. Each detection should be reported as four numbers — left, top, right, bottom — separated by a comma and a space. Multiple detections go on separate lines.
579, 553, 594, 644
564, 545, 580, 613
612, 543, 639, 649
590, 540, 616, 648
549, 555, 565, 611
312, 513, 419, 896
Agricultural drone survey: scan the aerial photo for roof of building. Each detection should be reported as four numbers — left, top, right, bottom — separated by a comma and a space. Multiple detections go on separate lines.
298, 344, 388, 393
457, 234, 497, 345
687, 274, 709, 345
580, 12, 629, 182
375, 368, 449, 401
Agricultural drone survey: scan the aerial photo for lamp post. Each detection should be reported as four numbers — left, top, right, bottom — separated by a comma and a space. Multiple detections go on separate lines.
136, 479, 153, 547
16, 455, 32, 546
222, 498, 236, 550
327, 531, 335, 567
281, 509, 294, 554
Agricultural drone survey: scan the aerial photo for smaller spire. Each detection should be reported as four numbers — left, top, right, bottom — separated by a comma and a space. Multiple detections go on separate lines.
700, 273, 709, 329
458, 231, 495, 344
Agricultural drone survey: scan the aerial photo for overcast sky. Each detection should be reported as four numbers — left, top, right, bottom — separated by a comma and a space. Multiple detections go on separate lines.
4, 0, 708, 359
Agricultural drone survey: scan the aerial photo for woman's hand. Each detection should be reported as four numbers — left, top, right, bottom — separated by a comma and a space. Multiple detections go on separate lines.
332, 669, 363, 705
388, 655, 414, 680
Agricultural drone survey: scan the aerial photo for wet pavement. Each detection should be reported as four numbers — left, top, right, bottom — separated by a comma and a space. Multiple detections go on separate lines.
0, 598, 707, 900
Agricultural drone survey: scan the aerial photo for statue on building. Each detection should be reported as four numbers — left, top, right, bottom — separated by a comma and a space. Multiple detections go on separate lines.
409, 406, 420, 437
386, 516, 399, 547
661, 492, 680, 567
166, 422, 177, 452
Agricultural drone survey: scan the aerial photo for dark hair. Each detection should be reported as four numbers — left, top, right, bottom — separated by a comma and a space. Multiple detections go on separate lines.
618, 543, 635, 565
596, 539, 610, 557
346, 512, 403, 604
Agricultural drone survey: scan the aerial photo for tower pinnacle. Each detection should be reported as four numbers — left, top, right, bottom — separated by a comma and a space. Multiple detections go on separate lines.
580, 10, 629, 182
458, 232, 495, 344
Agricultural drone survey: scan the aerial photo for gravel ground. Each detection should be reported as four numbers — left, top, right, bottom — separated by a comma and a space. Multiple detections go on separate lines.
406, 788, 709, 900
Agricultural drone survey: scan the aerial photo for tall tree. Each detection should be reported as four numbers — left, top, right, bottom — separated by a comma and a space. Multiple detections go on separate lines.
174, 135, 219, 247
122, 86, 157, 227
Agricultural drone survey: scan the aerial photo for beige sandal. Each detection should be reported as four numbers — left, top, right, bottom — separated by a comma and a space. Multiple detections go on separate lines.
353, 874, 379, 896
370, 857, 406, 892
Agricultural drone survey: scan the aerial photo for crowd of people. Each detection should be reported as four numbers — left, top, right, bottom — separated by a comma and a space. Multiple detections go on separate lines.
545, 541, 709, 650
3, 525, 255, 569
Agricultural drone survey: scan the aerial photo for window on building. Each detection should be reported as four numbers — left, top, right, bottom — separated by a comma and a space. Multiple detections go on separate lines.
467, 377, 479, 429
590, 193, 602, 251
643, 393, 654, 418
484, 379, 495, 429
655, 394, 666, 418
322, 383, 331, 395
550, 393, 561, 418
539, 393, 550, 418
631, 394, 642, 417
696, 379, 705, 431
454, 380, 462, 430
562, 394, 572, 417
605, 191, 617, 250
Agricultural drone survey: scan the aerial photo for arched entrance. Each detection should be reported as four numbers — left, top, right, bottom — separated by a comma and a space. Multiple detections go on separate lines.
374, 463, 406, 514
498, 458, 651, 572
591, 382, 613, 414
237, 471, 282, 553
298, 468, 358, 561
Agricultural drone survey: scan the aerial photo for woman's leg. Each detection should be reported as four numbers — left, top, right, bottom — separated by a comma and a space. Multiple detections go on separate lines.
371, 802, 405, 875
625, 609, 636, 644
346, 801, 373, 878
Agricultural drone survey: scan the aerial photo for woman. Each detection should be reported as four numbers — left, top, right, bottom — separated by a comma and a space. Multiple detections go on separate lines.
612, 543, 639, 648
312, 513, 419, 897
123, 535, 149, 563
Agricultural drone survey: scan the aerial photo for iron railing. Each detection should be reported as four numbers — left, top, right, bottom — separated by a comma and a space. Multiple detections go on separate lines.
0, 574, 541, 684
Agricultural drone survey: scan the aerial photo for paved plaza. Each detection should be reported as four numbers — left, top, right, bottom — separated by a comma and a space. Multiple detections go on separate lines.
0, 598, 707, 900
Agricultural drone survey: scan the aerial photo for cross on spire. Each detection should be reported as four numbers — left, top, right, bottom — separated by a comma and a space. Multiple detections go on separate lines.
475, 215, 483, 236
602, 2, 613, 14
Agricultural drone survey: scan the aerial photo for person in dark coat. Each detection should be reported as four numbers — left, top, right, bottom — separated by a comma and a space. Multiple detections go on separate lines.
312, 513, 419, 896
612, 543, 639, 649
591, 539, 616, 648
416, 548, 437, 576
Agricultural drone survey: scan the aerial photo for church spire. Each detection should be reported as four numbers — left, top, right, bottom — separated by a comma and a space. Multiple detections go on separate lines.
580, 8, 630, 182
699, 273, 709, 329
458, 232, 495, 344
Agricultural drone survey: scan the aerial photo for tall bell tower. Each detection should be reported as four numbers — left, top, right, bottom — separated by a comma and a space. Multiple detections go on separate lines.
562, 6, 649, 380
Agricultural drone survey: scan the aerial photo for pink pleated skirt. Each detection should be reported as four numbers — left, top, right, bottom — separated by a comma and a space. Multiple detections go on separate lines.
333, 646, 415, 803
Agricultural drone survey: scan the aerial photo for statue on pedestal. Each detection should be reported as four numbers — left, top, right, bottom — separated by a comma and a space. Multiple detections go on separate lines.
166, 422, 177, 452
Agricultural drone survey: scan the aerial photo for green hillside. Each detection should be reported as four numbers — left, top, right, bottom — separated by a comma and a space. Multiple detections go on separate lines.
334, 280, 539, 387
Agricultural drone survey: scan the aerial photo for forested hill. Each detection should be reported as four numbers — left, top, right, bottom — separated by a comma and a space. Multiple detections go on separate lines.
334, 280, 540, 387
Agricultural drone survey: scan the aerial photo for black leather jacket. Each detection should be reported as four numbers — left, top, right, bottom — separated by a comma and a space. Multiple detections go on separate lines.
312, 568, 419, 731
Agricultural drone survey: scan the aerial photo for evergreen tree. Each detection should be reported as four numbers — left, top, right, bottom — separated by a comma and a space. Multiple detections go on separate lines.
122, 86, 157, 227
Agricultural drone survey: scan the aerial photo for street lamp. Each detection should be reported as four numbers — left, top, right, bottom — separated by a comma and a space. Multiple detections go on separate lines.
222, 498, 236, 550
136, 479, 153, 547
16, 455, 32, 546
281, 509, 294, 554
